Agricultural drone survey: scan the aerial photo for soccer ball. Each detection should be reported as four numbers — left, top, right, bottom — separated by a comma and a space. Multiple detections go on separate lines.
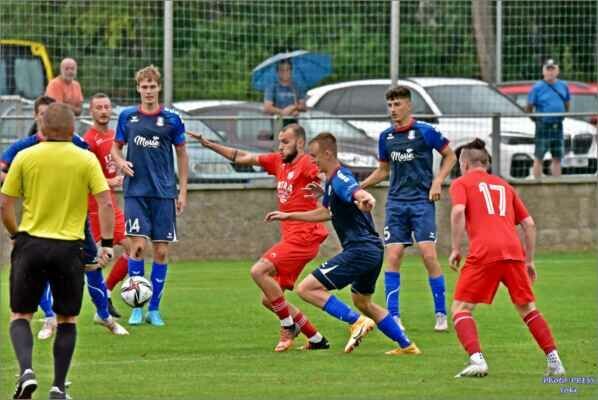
120, 276, 153, 308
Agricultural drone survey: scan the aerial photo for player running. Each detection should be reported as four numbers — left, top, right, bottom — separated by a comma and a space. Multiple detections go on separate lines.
267, 133, 421, 355
189, 123, 329, 351
112, 65, 189, 327
449, 138, 565, 378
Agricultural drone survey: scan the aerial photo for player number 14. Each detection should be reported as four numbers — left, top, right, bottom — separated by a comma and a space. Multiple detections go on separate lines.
478, 182, 506, 216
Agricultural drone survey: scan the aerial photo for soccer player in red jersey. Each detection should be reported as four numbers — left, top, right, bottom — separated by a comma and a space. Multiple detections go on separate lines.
84, 93, 131, 319
189, 124, 330, 351
449, 138, 565, 378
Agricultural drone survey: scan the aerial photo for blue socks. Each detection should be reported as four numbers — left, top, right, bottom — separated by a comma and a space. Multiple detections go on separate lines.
148, 262, 167, 311
85, 269, 109, 320
323, 295, 360, 324
128, 258, 145, 277
377, 313, 411, 348
428, 275, 446, 315
384, 271, 400, 318
39, 283, 55, 318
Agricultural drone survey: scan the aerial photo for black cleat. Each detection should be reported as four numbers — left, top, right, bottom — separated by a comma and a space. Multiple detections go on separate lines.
48, 386, 71, 400
300, 336, 331, 350
107, 298, 121, 318
13, 369, 37, 399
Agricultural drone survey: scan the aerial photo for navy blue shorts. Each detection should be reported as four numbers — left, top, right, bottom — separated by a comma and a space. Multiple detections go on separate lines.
384, 200, 437, 246
312, 243, 383, 295
535, 121, 564, 160
82, 218, 98, 265
124, 197, 177, 242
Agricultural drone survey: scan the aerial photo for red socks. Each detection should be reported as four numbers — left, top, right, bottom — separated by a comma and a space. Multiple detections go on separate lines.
294, 311, 318, 338
523, 310, 556, 354
271, 297, 291, 320
453, 311, 481, 355
106, 255, 128, 291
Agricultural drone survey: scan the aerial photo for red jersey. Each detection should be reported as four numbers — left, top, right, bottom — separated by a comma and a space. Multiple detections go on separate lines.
258, 152, 328, 245
449, 170, 529, 265
84, 127, 118, 213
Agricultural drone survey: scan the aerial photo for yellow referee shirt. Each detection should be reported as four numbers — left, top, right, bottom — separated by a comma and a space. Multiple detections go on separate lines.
1, 142, 109, 240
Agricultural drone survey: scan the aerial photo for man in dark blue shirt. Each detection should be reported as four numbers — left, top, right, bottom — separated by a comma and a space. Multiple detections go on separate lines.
266, 132, 420, 355
112, 65, 189, 327
525, 59, 571, 178
360, 85, 456, 333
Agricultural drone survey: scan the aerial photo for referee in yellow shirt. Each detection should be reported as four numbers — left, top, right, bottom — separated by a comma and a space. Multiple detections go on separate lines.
1, 103, 115, 400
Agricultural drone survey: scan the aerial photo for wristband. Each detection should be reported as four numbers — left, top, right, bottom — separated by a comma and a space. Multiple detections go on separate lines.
101, 238, 114, 248
232, 149, 239, 163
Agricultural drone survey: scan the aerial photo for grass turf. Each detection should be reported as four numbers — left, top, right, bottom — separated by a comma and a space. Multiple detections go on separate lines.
1, 251, 596, 399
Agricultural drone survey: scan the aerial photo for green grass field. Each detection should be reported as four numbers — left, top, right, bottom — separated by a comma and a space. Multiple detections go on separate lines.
1, 252, 597, 399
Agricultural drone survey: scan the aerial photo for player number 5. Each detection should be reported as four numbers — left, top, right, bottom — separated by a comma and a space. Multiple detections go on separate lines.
478, 182, 506, 216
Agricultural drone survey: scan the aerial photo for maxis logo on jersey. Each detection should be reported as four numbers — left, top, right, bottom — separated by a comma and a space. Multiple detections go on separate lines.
134, 135, 160, 148
390, 148, 415, 162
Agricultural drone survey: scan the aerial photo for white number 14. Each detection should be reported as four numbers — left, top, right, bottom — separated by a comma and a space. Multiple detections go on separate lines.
479, 182, 506, 216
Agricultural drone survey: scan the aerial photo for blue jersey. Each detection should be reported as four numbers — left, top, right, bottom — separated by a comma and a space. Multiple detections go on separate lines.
115, 106, 185, 199
378, 120, 449, 202
1, 133, 88, 171
527, 80, 570, 124
264, 81, 306, 109
322, 166, 381, 249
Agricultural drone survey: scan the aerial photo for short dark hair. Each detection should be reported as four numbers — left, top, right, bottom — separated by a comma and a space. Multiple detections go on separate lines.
309, 132, 337, 156
385, 85, 411, 101
34, 95, 56, 115
458, 138, 491, 167
277, 59, 292, 71
282, 123, 305, 141
90, 92, 110, 106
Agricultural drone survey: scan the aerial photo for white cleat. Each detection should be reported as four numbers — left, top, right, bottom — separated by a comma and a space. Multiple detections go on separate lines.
455, 353, 488, 378
545, 362, 566, 376
94, 314, 129, 336
37, 317, 57, 340
434, 312, 448, 332
393, 316, 405, 332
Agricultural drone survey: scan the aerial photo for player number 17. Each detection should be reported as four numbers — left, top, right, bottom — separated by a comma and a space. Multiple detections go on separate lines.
478, 182, 506, 216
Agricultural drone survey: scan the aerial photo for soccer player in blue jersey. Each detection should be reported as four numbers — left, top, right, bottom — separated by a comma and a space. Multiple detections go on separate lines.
0, 96, 128, 338
360, 86, 456, 332
111, 65, 188, 327
266, 133, 421, 355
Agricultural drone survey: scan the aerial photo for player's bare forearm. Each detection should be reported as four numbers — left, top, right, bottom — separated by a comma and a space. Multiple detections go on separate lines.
289, 207, 331, 222
435, 146, 457, 185
197, 137, 258, 166
0, 194, 18, 236
360, 162, 389, 189
95, 190, 115, 240
175, 145, 189, 193
519, 216, 536, 263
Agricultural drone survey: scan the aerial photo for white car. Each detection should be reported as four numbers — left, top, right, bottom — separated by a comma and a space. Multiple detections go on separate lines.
306, 78, 597, 179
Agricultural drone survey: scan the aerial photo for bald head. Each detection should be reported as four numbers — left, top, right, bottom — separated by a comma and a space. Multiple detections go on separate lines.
60, 58, 78, 82
42, 103, 75, 141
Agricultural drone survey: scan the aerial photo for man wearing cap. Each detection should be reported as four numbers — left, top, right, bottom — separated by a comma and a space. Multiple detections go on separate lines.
525, 59, 570, 178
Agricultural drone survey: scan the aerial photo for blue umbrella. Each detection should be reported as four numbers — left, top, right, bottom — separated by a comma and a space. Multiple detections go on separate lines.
251, 50, 332, 92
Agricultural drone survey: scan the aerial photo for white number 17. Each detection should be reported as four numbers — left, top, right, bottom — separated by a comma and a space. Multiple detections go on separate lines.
479, 182, 506, 216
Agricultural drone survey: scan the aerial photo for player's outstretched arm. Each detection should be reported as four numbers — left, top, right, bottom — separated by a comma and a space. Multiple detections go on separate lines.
187, 131, 259, 166
430, 145, 457, 202
353, 189, 376, 212
265, 207, 331, 223
519, 216, 537, 282
449, 204, 466, 271
111, 142, 134, 177
359, 161, 389, 189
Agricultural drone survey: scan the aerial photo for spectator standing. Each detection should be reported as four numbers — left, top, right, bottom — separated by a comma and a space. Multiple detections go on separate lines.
46, 58, 84, 116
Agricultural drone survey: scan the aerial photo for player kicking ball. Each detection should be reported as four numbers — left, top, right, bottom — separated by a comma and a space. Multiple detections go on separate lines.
266, 133, 421, 355
449, 138, 566, 378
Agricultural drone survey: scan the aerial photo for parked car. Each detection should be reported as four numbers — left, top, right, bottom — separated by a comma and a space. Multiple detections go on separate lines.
0, 39, 53, 100
78, 106, 272, 184
0, 96, 35, 152
496, 80, 598, 127
174, 100, 379, 180
306, 78, 597, 178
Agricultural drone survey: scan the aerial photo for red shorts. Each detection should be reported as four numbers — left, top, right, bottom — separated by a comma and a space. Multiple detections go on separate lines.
89, 206, 126, 245
262, 240, 321, 290
454, 260, 535, 305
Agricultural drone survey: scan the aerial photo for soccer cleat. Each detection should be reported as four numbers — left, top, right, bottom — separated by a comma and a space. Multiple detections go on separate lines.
128, 307, 144, 325
93, 314, 129, 335
274, 324, 300, 352
545, 362, 566, 376
299, 336, 330, 351
455, 359, 489, 378
107, 298, 121, 319
385, 342, 422, 356
13, 369, 37, 399
434, 312, 448, 332
145, 310, 165, 326
344, 316, 376, 353
37, 317, 57, 340
393, 316, 405, 331
48, 386, 71, 400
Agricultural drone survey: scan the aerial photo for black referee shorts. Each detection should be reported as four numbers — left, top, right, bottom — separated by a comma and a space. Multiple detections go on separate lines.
10, 232, 85, 316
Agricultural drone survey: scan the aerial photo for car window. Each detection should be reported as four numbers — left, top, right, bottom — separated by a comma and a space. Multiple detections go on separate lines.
301, 111, 367, 140
349, 86, 388, 115
182, 117, 223, 142
513, 94, 527, 108
426, 85, 525, 115
316, 89, 348, 114
14, 58, 44, 99
237, 111, 274, 141
0, 60, 7, 94
570, 94, 598, 114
